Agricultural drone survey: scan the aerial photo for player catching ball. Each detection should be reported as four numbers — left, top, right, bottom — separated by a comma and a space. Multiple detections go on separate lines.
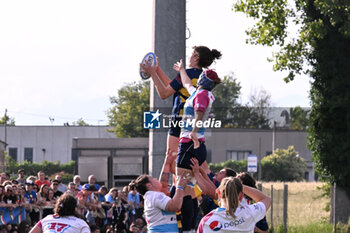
140, 46, 222, 162
173, 59, 221, 190
140, 47, 222, 233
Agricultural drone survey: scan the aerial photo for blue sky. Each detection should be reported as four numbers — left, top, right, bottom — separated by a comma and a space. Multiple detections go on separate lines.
0, 0, 311, 125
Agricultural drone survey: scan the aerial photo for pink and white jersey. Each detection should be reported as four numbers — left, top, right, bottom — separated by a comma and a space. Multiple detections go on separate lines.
180, 86, 215, 142
197, 203, 266, 233
36, 214, 90, 233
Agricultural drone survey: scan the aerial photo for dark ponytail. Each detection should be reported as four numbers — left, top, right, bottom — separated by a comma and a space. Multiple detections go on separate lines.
210, 49, 222, 60
193, 46, 222, 68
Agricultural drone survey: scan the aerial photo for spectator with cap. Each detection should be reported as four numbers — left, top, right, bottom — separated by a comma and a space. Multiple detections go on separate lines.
77, 184, 97, 216
55, 175, 67, 193
16, 169, 26, 185
79, 184, 98, 225
24, 180, 37, 204
50, 180, 63, 198
35, 171, 50, 188
3, 185, 17, 207
24, 179, 39, 224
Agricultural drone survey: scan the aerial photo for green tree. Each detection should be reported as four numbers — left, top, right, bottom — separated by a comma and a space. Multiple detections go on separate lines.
209, 159, 248, 174
289, 106, 309, 130
71, 118, 90, 126
261, 146, 307, 181
212, 73, 242, 125
0, 113, 15, 126
107, 81, 150, 137
5, 155, 76, 176
233, 0, 350, 220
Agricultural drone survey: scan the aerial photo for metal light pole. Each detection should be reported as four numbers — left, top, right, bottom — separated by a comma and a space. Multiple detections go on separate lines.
4, 109, 7, 150
149, 0, 186, 178
272, 121, 276, 153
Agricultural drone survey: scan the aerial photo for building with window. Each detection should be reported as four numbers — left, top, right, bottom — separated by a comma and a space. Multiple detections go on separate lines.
0, 126, 315, 183
204, 129, 314, 181
0, 126, 115, 164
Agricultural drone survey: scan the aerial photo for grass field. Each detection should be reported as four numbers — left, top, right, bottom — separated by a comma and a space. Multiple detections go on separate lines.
260, 182, 330, 228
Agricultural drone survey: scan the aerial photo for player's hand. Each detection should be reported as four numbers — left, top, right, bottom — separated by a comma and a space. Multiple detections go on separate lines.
189, 132, 200, 149
177, 175, 190, 188
190, 158, 200, 175
140, 60, 156, 75
173, 59, 184, 72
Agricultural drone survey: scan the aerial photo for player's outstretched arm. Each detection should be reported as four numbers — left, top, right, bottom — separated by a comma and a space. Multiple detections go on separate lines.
165, 176, 189, 212
156, 58, 172, 86
159, 150, 177, 195
173, 59, 194, 94
140, 61, 175, 99
243, 185, 271, 210
190, 158, 217, 199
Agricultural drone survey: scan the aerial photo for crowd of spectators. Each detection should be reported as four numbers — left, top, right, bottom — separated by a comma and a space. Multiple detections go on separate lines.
0, 165, 268, 233
0, 170, 147, 233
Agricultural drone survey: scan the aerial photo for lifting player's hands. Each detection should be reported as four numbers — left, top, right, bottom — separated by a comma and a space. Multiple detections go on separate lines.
176, 174, 190, 189
189, 131, 200, 149
173, 59, 184, 72
190, 158, 207, 178
190, 158, 200, 175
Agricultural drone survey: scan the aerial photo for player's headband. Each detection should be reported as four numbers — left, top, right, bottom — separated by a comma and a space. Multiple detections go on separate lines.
197, 70, 217, 91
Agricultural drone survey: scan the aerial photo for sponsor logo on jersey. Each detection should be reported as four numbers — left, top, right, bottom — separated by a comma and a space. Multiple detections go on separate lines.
209, 221, 222, 231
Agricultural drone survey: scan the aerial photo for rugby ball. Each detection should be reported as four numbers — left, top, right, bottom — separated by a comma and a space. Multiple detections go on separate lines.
139, 52, 156, 80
